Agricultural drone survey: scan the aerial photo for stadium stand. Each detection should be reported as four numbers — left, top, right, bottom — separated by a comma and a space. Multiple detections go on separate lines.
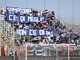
0, 7, 80, 46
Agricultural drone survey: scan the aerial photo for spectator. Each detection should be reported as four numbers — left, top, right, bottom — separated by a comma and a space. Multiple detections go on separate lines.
2, 7, 80, 45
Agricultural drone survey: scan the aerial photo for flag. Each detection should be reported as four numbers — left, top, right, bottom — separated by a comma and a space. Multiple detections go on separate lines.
42, 9, 48, 14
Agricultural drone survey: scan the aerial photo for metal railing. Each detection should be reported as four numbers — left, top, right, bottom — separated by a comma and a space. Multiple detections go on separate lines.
0, 44, 80, 60
0, 15, 20, 46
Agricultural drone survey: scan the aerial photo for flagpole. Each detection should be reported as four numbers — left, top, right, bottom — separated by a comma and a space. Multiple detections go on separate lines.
58, 0, 60, 21
44, 0, 46, 9
5, 0, 6, 8
72, 0, 74, 28
26, 0, 27, 8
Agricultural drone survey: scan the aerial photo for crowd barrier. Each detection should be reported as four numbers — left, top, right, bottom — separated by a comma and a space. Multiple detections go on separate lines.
0, 44, 80, 56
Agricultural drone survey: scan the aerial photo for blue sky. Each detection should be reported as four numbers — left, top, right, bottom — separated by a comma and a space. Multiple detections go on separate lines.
0, 0, 80, 24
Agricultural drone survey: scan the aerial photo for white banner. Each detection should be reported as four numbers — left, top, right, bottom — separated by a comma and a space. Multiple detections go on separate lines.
6, 7, 32, 13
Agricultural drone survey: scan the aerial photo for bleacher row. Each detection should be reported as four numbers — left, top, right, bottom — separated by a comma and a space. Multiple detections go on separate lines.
0, 7, 80, 45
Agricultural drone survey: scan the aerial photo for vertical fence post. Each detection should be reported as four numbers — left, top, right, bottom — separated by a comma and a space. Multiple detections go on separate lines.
56, 44, 58, 60
17, 46, 20, 56
68, 45, 70, 60
12, 25, 15, 60
1, 46, 5, 56
62, 46, 64, 57
72, 47, 74, 57
18, 46, 20, 60
0, 16, 1, 56
0, 45, 1, 56
25, 44, 27, 60
0, 46, 1, 56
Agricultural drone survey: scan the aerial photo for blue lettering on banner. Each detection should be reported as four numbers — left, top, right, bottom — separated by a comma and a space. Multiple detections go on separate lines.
46, 31, 50, 36
8, 15, 17, 22
13, 15, 16, 21
33, 30, 37, 36
28, 17, 39, 22
40, 17, 44, 21
28, 29, 37, 36
17, 29, 27, 36
9, 15, 13, 21
16, 29, 54, 36
29, 29, 33, 35
39, 30, 45, 35
50, 31, 54, 37
8, 15, 46, 23
18, 16, 25, 22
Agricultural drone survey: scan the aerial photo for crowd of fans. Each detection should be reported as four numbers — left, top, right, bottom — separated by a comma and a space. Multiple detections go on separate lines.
0, 7, 80, 46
